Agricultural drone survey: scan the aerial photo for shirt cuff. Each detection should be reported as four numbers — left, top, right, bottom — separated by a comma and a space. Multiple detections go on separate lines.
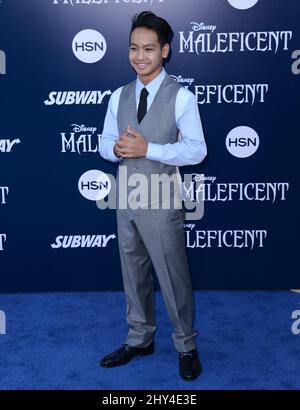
146, 142, 164, 162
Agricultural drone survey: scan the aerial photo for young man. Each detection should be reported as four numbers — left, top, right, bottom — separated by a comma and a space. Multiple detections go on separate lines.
99, 11, 207, 381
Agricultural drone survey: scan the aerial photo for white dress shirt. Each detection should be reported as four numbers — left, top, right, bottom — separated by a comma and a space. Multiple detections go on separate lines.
100, 67, 207, 167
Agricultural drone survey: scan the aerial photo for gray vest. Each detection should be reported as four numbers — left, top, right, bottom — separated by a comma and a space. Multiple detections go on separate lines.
116, 74, 182, 210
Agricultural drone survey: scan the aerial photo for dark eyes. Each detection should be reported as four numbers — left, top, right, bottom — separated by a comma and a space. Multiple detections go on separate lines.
130, 48, 154, 51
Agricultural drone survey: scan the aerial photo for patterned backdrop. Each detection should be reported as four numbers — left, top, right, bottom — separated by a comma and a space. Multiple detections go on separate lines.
0, 0, 299, 291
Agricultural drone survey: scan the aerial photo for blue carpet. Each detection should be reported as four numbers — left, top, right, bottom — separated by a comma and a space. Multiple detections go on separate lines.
0, 291, 299, 390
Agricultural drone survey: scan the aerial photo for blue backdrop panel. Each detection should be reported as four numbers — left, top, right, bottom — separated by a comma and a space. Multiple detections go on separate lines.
0, 0, 299, 291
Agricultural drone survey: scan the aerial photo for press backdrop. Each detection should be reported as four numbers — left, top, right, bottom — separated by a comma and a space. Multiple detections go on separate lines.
0, 0, 299, 291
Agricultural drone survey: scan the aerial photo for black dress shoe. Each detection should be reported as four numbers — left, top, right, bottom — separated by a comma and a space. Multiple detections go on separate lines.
100, 341, 154, 367
179, 349, 202, 381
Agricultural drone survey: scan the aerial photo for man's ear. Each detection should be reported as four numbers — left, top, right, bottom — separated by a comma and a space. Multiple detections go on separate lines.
162, 43, 170, 59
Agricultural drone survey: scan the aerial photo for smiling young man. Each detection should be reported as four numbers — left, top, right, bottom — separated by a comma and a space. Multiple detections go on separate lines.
99, 11, 207, 381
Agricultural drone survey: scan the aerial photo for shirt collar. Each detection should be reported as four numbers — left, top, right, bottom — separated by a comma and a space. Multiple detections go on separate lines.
136, 67, 167, 99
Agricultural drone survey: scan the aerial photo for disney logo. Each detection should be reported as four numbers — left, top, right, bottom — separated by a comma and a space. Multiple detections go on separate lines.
183, 224, 195, 230
192, 174, 216, 183
170, 75, 195, 86
190, 22, 217, 33
71, 124, 97, 134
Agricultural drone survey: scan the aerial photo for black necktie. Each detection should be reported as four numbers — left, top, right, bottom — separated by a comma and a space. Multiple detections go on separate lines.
137, 87, 149, 124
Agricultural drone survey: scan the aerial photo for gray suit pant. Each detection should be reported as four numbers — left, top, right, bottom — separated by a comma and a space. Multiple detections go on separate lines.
116, 207, 198, 352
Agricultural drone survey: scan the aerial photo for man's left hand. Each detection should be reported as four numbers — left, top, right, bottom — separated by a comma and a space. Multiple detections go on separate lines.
115, 125, 148, 158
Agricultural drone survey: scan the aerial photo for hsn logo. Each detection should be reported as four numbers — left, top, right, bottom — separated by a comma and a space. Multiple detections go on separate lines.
72, 29, 107, 63
225, 126, 260, 158
228, 0, 259, 10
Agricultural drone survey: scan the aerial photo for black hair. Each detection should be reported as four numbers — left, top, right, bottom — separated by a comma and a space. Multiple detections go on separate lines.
129, 11, 174, 48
